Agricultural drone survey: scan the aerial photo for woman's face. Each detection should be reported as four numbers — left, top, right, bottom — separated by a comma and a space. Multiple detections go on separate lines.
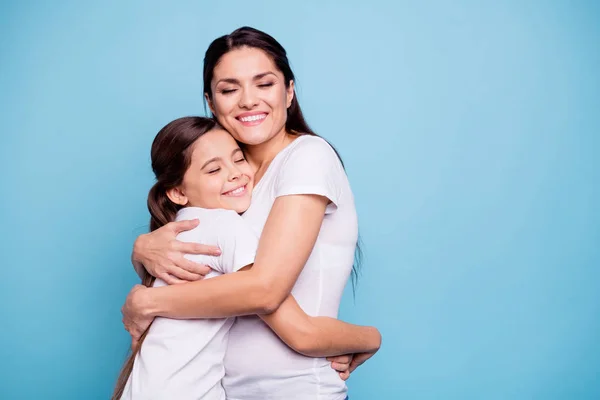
207, 46, 295, 146
167, 129, 254, 213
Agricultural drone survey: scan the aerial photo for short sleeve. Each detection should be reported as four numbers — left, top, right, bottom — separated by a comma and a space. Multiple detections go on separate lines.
274, 136, 344, 214
215, 211, 259, 274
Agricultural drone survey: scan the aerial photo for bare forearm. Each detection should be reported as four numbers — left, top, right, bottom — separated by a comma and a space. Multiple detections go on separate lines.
142, 270, 276, 319
305, 317, 381, 357
261, 296, 381, 357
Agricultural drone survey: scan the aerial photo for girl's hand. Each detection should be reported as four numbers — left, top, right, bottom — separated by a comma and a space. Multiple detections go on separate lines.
121, 284, 154, 349
349, 349, 378, 373
132, 219, 221, 285
327, 354, 353, 381
327, 328, 381, 380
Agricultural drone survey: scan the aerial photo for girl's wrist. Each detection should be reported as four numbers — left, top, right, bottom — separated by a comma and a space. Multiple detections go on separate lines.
136, 286, 160, 318
132, 233, 149, 264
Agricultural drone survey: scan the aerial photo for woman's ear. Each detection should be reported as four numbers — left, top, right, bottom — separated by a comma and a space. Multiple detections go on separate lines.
166, 187, 188, 206
205, 93, 216, 115
286, 80, 295, 108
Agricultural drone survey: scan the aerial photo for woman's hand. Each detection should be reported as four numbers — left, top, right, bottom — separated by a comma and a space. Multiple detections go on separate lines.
121, 284, 154, 349
132, 219, 221, 285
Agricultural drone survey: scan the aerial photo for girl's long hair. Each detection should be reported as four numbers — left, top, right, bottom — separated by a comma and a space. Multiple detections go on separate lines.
111, 117, 218, 400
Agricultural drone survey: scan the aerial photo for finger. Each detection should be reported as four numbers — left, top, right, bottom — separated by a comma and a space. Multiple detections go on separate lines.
327, 354, 352, 363
331, 362, 350, 372
176, 241, 221, 256
175, 256, 212, 276
170, 219, 200, 234
168, 265, 204, 281
339, 371, 350, 381
159, 272, 187, 285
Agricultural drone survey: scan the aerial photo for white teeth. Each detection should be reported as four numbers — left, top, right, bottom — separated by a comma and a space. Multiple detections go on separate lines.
240, 114, 266, 122
225, 186, 245, 195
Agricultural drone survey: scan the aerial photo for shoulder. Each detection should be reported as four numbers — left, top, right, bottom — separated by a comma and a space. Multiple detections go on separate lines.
290, 135, 338, 156
280, 135, 342, 168
213, 209, 246, 227
175, 208, 241, 243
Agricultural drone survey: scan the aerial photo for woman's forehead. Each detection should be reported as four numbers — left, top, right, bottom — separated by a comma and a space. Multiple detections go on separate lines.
213, 47, 280, 80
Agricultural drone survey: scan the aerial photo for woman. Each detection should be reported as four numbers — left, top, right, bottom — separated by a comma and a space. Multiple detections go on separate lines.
122, 27, 377, 399
114, 117, 380, 400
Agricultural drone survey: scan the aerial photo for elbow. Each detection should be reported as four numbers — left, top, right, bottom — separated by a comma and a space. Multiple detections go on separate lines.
256, 294, 284, 315
253, 279, 288, 315
285, 326, 322, 357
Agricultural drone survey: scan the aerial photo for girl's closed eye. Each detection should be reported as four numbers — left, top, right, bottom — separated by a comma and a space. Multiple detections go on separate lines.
207, 167, 221, 174
234, 157, 246, 164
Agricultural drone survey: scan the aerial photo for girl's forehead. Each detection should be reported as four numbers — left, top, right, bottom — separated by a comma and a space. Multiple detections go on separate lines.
191, 129, 240, 159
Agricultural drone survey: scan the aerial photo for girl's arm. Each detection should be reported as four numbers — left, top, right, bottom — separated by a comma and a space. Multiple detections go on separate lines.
129, 194, 330, 320
260, 295, 381, 357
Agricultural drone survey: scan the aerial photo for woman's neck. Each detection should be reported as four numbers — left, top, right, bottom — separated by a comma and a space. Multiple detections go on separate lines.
245, 129, 296, 182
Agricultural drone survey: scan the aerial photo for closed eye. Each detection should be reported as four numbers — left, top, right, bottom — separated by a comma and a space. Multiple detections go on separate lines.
234, 157, 246, 163
208, 168, 221, 174
258, 82, 274, 88
220, 88, 237, 95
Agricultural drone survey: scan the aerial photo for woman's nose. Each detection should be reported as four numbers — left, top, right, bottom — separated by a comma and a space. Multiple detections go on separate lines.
238, 87, 259, 109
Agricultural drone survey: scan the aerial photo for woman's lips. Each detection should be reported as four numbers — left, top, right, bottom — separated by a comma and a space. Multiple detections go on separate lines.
236, 112, 267, 127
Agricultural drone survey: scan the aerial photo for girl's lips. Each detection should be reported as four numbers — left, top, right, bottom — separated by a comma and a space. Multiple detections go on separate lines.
236, 112, 267, 127
222, 184, 248, 197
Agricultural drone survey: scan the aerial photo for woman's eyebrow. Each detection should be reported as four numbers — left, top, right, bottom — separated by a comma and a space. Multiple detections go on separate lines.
201, 157, 221, 169
216, 72, 276, 86
253, 72, 276, 81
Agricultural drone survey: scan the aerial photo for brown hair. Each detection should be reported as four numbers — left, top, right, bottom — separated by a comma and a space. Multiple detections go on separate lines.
203, 26, 362, 288
111, 116, 218, 400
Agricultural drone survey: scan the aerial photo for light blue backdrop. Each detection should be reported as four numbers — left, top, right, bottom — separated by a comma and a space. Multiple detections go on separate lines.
1, 1, 598, 399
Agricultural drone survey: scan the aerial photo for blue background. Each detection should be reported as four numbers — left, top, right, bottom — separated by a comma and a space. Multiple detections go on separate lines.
1, 1, 599, 399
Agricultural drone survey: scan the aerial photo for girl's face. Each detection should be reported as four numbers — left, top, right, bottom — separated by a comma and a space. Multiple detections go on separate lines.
167, 128, 254, 213
206, 46, 295, 146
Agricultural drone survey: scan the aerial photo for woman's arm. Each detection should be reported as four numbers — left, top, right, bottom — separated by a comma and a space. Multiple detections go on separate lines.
132, 219, 218, 284
260, 295, 381, 358
126, 194, 329, 323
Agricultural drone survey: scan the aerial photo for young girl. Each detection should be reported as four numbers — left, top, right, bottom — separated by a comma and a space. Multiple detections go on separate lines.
113, 117, 380, 399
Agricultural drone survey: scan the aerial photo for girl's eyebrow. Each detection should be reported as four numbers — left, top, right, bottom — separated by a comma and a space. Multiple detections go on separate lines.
201, 149, 243, 169
201, 157, 221, 169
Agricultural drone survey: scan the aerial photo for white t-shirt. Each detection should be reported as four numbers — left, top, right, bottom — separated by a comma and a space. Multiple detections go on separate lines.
223, 135, 359, 400
121, 207, 258, 400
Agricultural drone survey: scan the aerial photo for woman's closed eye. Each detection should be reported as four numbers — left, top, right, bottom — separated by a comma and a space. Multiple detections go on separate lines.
258, 82, 274, 88
220, 88, 237, 95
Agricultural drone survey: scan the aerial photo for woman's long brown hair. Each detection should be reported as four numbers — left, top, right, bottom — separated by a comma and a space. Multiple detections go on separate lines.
111, 117, 217, 400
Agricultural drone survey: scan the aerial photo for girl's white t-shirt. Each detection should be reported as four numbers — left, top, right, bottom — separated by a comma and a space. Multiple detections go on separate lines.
121, 207, 258, 400
223, 135, 358, 400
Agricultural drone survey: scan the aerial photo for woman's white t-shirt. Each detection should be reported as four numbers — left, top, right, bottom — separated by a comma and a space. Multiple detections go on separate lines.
121, 207, 258, 400
223, 135, 359, 400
